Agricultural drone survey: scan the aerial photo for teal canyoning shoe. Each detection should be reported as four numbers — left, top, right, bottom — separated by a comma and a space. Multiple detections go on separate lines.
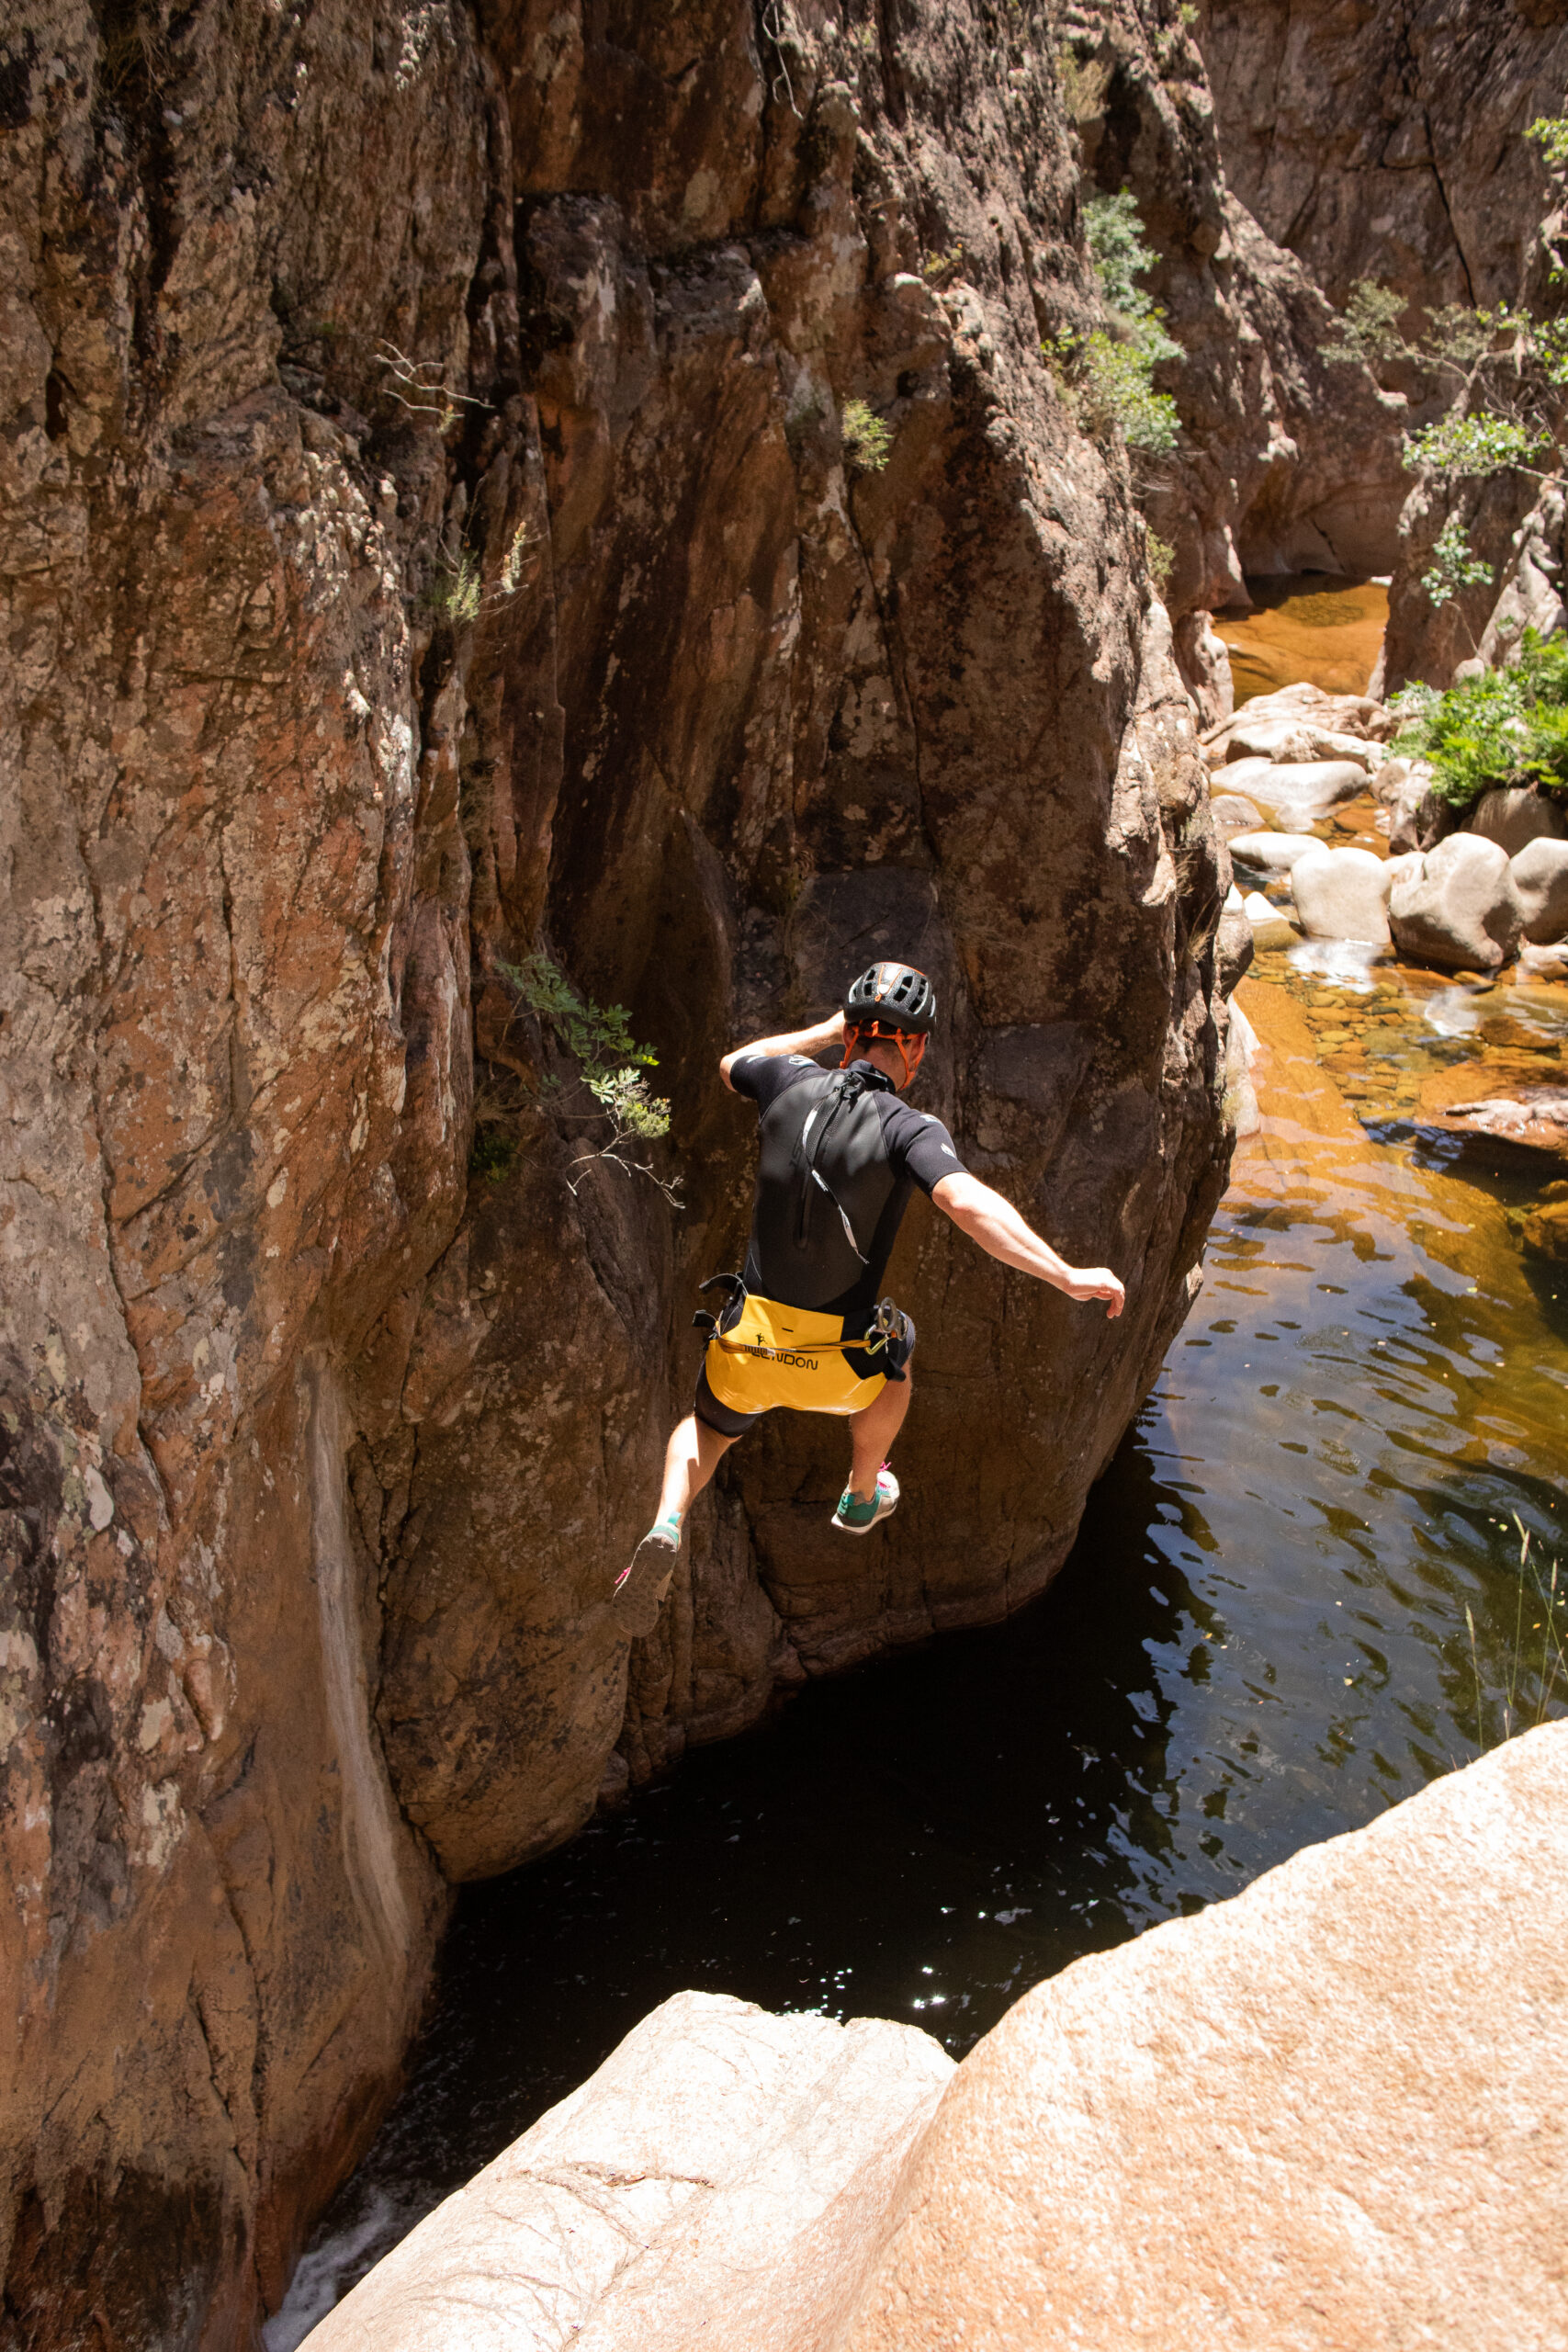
614, 1510, 682, 1636
831, 1464, 899, 1534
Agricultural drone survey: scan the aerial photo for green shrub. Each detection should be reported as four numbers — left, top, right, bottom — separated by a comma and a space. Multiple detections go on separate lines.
489, 954, 679, 1199
1056, 45, 1111, 125
1079, 333, 1179, 451
841, 397, 893, 472
1420, 514, 1493, 608
1145, 529, 1175, 594
1083, 193, 1179, 363
468, 1123, 519, 1184
1391, 629, 1568, 808
1403, 411, 1549, 481
1322, 278, 1407, 368
424, 550, 482, 627
1048, 194, 1181, 457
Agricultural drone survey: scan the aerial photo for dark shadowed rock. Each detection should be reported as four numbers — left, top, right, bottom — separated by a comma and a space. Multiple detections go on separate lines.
1469, 786, 1568, 860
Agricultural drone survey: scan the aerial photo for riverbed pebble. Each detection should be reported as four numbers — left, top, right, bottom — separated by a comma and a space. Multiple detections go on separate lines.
1243, 890, 1298, 947
1211, 792, 1267, 839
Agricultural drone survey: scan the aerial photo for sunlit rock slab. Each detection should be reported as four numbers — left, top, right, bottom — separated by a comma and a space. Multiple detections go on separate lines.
834, 1720, 1568, 2352
306, 1991, 953, 2352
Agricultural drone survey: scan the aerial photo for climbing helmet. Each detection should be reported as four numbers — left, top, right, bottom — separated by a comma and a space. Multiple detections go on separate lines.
842, 961, 936, 1037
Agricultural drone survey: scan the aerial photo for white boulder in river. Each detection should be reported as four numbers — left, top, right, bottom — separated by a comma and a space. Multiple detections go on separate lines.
1209, 790, 1266, 840
1228, 830, 1328, 875
1288, 844, 1392, 945
1217, 717, 1379, 769
1510, 834, 1568, 944
1389, 832, 1526, 971
1467, 785, 1568, 859
301, 1724, 1568, 2352
1248, 760, 1371, 826
1242, 890, 1297, 948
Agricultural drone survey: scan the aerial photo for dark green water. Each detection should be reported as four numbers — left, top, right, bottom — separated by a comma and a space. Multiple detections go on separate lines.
269, 955, 1567, 2347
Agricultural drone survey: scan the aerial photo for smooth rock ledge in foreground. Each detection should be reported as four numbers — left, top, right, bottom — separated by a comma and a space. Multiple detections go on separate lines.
837, 1720, 1568, 2352
306, 1996, 953, 2352
304, 1724, 1567, 2352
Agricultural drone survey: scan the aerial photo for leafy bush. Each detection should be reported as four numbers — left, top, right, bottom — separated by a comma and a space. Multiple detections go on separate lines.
1322, 278, 1407, 368
1084, 193, 1179, 363
1056, 45, 1111, 125
1145, 530, 1175, 594
1047, 192, 1181, 458
424, 549, 482, 627
1420, 514, 1493, 608
502, 955, 666, 1117
490, 954, 680, 1199
841, 397, 893, 472
1078, 333, 1179, 451
1403, 410, 1549, 481
1391, 630, 1568, 808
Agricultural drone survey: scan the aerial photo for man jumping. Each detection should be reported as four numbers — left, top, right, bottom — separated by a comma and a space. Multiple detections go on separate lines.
615, 960, 1125, 1632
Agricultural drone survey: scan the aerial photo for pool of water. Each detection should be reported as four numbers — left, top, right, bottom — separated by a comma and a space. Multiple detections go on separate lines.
1214, 572, 1390, 704
270, 949, 1568, 2346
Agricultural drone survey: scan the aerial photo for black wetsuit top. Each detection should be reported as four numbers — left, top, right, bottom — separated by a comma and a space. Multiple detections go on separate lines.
728, 1055, 968, 1317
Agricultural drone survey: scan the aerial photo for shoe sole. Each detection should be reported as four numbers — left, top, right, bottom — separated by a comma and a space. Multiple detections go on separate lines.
614, 1532, 677, 1636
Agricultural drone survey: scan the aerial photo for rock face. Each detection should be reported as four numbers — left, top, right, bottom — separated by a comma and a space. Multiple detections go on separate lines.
309, 1990, 953, 2352
835, 1719, 1568, 2351
1200, 2, 1568, 698
1390, 833, 1527, 971
2, 1, 1259, 2334
1199, 0, 1568, 319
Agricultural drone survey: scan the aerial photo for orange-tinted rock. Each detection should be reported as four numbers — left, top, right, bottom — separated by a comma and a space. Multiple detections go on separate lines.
836, 1720, 1568, 2352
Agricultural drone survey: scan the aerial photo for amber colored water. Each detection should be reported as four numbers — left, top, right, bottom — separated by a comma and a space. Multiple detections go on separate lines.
268, 612, 1567, 2346
1214, 572, 1390, 704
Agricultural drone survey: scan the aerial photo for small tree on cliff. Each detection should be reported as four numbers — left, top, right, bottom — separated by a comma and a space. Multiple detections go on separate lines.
1045, 190, 1180, 457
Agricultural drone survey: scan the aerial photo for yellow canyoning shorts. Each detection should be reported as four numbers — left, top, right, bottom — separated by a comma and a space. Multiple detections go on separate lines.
702, 1295, 887, 1421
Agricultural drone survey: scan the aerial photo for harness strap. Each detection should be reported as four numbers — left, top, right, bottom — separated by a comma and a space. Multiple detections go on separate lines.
707, 1294, 912, 1361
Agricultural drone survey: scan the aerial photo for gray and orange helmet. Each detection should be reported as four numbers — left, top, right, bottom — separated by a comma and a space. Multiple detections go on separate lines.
842, 961, 936, 1037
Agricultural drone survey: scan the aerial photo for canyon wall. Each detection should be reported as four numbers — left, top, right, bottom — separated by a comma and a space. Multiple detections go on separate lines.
0, 1, 1453, 2342
1198, 0, 1568, 692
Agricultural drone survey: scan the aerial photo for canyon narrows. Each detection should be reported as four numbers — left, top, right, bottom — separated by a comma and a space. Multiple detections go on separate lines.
6, 3, 1565, 2346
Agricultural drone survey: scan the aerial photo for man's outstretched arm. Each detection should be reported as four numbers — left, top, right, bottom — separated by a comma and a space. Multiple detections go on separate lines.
720, 1010, 845, 1091
931, 1171, 1125, 1317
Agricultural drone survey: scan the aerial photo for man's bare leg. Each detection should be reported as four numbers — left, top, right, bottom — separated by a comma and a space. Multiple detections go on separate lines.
616, 1414, 738, 1627
846, 1374, 912, 1502
655, 1412, 737, 1526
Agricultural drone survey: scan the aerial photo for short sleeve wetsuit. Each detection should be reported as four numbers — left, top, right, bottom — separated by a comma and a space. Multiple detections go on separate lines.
694, 1054, 968, 1435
